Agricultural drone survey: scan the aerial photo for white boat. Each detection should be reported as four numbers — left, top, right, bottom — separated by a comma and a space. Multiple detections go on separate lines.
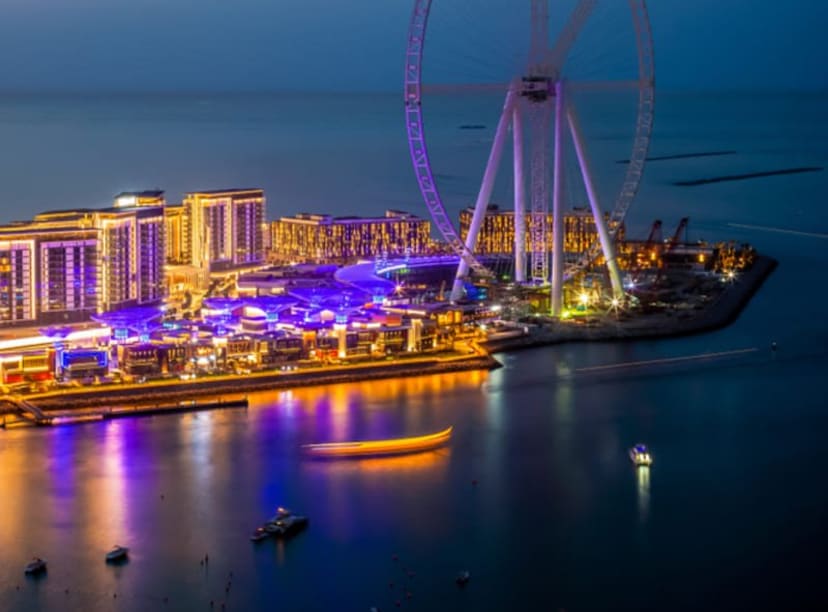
106, 545, 129, 562
629, 444, 653, 467
24, 558, 47, 574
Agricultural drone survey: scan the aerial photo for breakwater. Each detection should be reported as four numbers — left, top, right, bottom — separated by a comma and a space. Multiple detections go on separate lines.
674, 167, 822, 186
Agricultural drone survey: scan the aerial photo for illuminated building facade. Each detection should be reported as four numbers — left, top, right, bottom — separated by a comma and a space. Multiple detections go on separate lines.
0, 200, 165, 325
459, 204, 623, 257
184, 188, 265, 272
0, 240, 36, 323
163, 204, 188, 264
270, 210, 430, 263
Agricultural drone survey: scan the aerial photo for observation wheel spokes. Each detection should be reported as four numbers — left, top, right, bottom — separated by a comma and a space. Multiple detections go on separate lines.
405, 0, 655, 307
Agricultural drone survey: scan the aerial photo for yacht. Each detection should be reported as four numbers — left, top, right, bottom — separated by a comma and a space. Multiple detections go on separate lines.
106, 546, 129, 562
24, 558, 47, 574
266, 514, 309, 537
629, 444, 653, 467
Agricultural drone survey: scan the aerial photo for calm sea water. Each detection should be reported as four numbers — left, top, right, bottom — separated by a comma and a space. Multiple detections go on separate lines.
1, 90, 827, 611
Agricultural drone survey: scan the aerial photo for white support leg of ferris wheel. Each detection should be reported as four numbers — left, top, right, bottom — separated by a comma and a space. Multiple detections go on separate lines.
566, 102, 624, 300
528, 99, 552, 284
512, 103, 526, 284
451, 88, 517, 302
550, 80, 565, 316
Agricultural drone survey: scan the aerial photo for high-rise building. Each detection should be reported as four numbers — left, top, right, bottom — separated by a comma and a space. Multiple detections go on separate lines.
0, 239, 37, 323
0, 220, 100, 325
184, 189, 265, 272
0, 198, 165, 325
458, 204, 623, 257
270, 210, 430, 263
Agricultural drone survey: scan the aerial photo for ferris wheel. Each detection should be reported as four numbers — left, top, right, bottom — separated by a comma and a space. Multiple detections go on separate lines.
404, 0, 654, 312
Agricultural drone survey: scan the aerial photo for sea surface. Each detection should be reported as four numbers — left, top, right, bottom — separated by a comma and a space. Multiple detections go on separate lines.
1, 90, 827, 611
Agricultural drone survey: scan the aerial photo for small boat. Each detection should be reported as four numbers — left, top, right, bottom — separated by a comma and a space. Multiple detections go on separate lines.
24, 558, 47, 574
266, 514, 309, 537
106, 545, 129, 562
629, 444, 653, 467
250, 527, 271, 542
456, 570, 470, 586
303, 426, 453, 458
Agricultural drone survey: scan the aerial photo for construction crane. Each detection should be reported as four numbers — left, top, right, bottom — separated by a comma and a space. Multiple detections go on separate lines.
650, 217, 689, 288
628, 219, 663, 285
666, 217, 689, 250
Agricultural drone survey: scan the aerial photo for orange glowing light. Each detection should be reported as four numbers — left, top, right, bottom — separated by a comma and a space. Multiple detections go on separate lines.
303, 426, 453, 458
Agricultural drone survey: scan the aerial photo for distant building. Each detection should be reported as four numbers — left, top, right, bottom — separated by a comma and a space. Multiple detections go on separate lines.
184, 188, 265, 272
270, 210, 430, 263
0, 199, 165, 326
458, 204, 622, 257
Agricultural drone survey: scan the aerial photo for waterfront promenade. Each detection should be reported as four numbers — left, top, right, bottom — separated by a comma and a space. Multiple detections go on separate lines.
0, 255, 775, 422
1, 347, 498, 417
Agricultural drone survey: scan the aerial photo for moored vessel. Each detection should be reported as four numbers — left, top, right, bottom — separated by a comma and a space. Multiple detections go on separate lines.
106, 545, 129, 562
24, 558, 47, 574
629, 444, 653, 467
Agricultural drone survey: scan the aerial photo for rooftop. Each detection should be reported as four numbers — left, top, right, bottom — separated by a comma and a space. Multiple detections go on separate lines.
186, 188, 263, 197
114, 190, 164, 199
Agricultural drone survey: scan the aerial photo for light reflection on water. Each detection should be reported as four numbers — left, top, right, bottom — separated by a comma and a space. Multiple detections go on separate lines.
636, 465, 651, 522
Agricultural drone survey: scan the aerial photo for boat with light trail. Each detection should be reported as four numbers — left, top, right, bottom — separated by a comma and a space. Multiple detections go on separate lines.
303, 426, 453, 458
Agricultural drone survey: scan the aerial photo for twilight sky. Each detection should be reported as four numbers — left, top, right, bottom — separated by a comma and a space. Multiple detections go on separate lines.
0, 0, 825, 92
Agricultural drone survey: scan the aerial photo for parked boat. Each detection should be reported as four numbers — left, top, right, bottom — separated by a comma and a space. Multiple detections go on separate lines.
106, 545, 129, 562
24, 558, 47, 575
629, 444, 653, 467
303, 426, 452, 458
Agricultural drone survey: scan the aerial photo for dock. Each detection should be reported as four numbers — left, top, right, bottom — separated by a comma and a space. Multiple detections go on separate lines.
0, 396, 248, 427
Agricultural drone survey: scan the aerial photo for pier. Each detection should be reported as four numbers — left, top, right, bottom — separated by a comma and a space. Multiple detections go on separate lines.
1, 395, 249, 427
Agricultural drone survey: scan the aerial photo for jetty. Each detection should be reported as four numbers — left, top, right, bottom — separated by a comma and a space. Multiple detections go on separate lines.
1, 395, 248, 427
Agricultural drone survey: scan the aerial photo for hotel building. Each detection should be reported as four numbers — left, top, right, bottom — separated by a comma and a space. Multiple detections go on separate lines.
0, 197, 165, 326
184, 189, 266, 272
458, 204, 624, 256
270, 210, 430, 263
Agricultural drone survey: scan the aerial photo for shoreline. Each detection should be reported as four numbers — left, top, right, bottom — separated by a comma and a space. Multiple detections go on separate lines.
1, 256, 776, 421
3, 353, 499, 416
482, 255, 777, 353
